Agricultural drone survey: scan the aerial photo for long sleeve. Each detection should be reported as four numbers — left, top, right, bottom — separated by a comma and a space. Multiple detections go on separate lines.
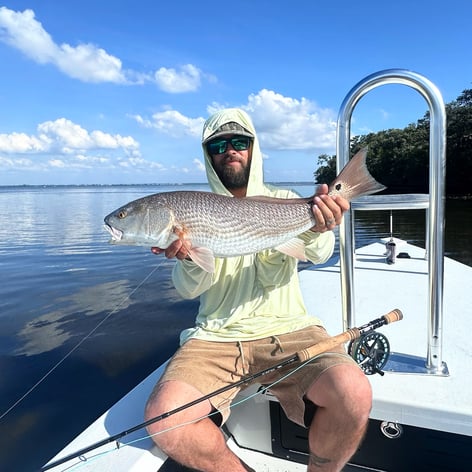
172, 259, 214, 299
298, 230, 335, 265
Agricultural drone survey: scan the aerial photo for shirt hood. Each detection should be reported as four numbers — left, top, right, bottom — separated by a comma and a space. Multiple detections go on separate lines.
201, 108, 265, 196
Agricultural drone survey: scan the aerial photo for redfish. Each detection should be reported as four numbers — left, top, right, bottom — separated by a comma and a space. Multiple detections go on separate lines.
104, 148, 385, 272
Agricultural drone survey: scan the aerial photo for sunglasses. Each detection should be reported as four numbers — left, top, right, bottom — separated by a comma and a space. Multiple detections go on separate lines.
206, 136, 251, 155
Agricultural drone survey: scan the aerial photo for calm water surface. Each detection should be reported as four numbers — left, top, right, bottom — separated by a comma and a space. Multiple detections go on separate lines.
0, 185, 470, 471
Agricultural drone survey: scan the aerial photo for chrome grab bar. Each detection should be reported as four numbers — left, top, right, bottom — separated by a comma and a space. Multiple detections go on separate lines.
336, 69, 447, 373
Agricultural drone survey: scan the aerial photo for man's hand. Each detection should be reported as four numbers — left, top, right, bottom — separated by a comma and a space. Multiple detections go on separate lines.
151, 239, 191, 260
310, 184, 350, 233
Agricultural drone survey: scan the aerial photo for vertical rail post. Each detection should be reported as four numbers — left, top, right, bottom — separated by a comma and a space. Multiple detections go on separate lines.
336, 69, 447, 372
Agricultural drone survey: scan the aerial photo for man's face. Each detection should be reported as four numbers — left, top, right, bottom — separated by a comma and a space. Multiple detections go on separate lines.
207, 134, 252, 191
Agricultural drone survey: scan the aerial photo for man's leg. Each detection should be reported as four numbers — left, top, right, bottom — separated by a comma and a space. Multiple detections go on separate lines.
305, 364, 372, 472
145, 380, 252, 472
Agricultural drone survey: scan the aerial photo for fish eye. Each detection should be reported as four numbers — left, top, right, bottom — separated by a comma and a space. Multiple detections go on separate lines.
335, 183, 342, 191
118, 210, 127, 219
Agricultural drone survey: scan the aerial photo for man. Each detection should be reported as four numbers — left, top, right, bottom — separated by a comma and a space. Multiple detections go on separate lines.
145, 108, 372, 471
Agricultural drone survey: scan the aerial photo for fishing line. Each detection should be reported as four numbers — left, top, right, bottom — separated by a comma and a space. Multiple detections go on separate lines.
0, 261, 165, 422
47, 352, 327, 472
41, 309, 403, 471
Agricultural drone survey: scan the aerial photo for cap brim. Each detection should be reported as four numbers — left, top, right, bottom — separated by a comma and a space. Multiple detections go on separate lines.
203, 129, 254, 144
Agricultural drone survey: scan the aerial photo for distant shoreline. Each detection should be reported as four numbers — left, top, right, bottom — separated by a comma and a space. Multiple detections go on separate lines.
0, 183, 469, 199
0, 181, 316, 189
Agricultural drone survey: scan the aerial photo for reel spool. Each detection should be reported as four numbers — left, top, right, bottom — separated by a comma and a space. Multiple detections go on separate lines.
348, 331, 390, 375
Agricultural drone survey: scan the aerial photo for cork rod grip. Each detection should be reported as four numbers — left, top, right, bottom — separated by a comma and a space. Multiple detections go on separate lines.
297, 328, 360, 362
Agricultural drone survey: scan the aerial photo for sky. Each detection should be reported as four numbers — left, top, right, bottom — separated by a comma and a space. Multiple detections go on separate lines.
0, 1, 470, 185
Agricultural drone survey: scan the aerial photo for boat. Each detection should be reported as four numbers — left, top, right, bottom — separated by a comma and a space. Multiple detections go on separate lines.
42, 70, 472, 472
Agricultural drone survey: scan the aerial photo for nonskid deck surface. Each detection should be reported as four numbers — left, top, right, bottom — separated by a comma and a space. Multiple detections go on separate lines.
158, 441, 376, 471
158, 443, 308, 472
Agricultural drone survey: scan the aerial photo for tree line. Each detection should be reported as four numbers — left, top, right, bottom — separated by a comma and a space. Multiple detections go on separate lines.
314, 88, 472, 196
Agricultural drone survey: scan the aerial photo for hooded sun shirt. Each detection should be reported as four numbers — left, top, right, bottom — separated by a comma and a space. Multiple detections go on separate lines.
173, 108, 335, 344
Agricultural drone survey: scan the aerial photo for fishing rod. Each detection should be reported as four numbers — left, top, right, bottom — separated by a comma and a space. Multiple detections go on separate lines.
41, 308, 403, 471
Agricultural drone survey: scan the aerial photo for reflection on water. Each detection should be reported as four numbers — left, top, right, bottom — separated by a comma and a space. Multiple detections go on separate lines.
16, 280, 137, 356
0, 184, 470, 471
0, 185, 204, 470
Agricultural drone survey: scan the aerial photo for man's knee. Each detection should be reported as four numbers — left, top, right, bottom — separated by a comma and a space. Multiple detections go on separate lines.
307, 364, 372, 418
144, 380, 213, 445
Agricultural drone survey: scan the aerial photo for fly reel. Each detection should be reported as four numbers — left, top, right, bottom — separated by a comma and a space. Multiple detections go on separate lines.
348, 331, 390, 375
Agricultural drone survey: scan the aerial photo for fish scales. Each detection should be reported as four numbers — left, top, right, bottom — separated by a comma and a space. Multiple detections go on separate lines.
156, 191, 315, 256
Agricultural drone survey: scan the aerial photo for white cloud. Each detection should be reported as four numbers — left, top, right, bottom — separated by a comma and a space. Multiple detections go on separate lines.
26, 118, 140, 153
132, 110, 205, 138
0, 7, 55, 63
135, 89, 337, 152
0, 7, 128, 83
118, 156, 165, 169
0, 132, 48, 152
243, 89, 337, 151
0, 7, 210, 91
154, 64, 203, 93
193, 158, 205, 172
57, 43, 126, 83
37, 119, 92, 150
48, 159, 66, 168
0, 118, 154, 175
0, 156, 34, 168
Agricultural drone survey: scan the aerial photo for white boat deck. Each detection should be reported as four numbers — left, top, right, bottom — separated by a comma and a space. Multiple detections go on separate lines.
44, 240, 472, 471
299, 240, 472, 437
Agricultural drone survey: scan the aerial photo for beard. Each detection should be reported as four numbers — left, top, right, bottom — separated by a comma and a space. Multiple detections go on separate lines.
213, 158, 251, 190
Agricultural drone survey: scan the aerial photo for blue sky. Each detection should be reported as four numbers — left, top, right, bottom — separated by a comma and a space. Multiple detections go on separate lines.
0, 1, 470, 185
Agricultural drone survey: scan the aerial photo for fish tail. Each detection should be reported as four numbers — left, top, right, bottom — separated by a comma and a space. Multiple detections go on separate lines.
330, 147, 386, 200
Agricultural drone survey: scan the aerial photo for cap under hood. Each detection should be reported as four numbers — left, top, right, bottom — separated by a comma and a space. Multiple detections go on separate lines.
202, 108, 265, 197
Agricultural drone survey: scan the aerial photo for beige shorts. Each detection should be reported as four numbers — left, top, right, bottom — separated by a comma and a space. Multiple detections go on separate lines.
158, 325, 358, 427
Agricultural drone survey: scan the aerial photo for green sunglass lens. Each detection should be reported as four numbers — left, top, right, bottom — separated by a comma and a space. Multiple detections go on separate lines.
207, 136, 250, 155
231, 138, 249, 150
208, 140, 226, 154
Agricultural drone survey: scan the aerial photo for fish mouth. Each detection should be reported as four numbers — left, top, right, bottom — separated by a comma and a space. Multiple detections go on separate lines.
104, 224, 123, 242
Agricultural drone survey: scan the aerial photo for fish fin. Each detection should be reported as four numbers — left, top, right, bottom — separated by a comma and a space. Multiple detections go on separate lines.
329, 147, 386, 200
173, 226, 215, 273
275, 238, 307, 261
188, 247, 215, 273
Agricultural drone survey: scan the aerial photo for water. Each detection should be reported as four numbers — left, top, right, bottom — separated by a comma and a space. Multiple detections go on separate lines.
0, 185, 470, 471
